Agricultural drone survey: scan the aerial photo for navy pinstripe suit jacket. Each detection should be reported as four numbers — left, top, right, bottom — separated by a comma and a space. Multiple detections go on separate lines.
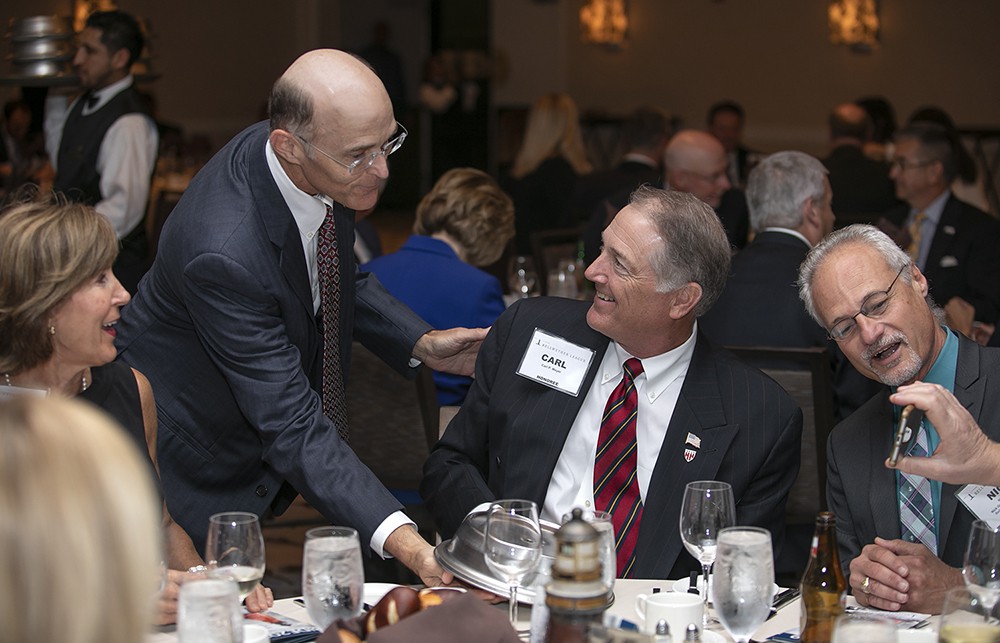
422, 296, 803, 579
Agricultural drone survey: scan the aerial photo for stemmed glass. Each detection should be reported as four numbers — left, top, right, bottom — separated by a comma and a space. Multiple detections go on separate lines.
205, 511, 266, 601
710, 526, 774, 643
508, 255, 540, 298
679, 480, 736, 621
939, 587, 1000, 641
484, 499, 542, 628
302, 526, 365, 631
964, 520, 1000, 612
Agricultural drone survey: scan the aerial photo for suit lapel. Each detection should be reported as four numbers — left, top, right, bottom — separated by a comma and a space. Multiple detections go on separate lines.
634, 336, 738, 577
925, 195, 961, 276
867, 392, 901, 540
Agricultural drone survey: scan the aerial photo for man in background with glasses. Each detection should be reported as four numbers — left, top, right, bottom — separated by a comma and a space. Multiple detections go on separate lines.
884, 123, 1000, 345
117, 49, 483, 587
798, 223, 1000, 614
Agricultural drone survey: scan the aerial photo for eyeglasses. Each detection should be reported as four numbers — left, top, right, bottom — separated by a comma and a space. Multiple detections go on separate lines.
827, 265, 907, 341
890, 157, 936, 171
686, 168, 730, 184
296, 121, 407, 174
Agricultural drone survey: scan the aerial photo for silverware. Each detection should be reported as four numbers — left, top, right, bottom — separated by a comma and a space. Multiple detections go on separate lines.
766, 588, 800, 620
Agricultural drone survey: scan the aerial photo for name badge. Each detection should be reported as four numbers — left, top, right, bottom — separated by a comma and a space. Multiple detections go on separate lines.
955, 484, 1000, 528
516, 328, 595, 396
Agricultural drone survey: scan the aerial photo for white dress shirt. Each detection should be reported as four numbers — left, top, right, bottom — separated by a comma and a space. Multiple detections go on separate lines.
906, 189, 950, 271
264, 140, 414, 557
44, 74, 158, 238
542, 325, 698, 524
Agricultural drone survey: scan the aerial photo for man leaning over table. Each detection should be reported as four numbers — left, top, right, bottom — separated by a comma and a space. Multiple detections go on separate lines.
421, 186, 802, 579
116, 49, 484, 587
798, 224, 1000, 613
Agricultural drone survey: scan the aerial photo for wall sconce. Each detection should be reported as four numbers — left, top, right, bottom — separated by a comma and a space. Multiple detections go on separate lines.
828, 0, 880, 51
580, 0, 629, 49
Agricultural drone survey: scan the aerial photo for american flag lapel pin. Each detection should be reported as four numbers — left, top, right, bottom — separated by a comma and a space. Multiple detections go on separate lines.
684, 432, 701, 462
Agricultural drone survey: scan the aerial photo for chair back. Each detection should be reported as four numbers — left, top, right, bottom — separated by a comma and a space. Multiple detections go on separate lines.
725, 345, 835, 522
530, 226, 582, 295
346, 343, 439, 493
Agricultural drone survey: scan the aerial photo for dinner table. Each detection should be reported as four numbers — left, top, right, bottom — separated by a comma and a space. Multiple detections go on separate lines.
147, 578, 937, 642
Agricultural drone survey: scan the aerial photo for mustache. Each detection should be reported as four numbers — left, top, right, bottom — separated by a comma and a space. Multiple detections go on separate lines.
861, 331, 906, 362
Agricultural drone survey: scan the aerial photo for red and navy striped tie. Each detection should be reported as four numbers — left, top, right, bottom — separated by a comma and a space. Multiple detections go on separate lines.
594, 357, 644, 577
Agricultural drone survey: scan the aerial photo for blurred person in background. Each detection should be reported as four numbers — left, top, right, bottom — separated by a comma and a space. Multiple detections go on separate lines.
505, 92, 592, 254
364, 168, 514, 405
0, 395, 161, 643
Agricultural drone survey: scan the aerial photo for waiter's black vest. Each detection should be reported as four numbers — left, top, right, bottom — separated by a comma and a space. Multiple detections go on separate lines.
54, 85, 151, 212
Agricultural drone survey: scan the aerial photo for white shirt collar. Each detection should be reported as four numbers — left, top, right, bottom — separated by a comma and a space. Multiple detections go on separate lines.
84, 74, 135, 114
602, 322, 698, 404
761, 227, 812, 248
265, 139, 327, 237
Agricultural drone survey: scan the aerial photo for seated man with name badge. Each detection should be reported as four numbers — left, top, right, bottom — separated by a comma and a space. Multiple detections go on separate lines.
421, 186, 803, 579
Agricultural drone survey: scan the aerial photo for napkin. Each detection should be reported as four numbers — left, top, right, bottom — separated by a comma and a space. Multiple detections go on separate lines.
317, 594, 520, 643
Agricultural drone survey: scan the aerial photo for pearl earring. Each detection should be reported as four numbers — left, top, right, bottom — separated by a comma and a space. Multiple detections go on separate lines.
49, 325, 56, 335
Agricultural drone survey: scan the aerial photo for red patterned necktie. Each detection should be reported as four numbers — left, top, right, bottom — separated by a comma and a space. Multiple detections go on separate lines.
594, 357, 644, 577
317, 204, 350, 441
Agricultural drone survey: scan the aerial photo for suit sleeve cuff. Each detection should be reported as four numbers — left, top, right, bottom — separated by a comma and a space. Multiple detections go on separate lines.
370, 511, 416, 558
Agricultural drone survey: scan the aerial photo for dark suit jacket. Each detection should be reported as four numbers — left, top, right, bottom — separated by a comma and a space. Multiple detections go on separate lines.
827, 336, 1000, 580
572, 158, 661, 220
890, 195, 1000, 325
421, 297, 803, 579
822, 144, 901, 223
363, 235, 506, 406
699, 230, 880, 421
504, 157, 580, 254
116, 122, 432, 551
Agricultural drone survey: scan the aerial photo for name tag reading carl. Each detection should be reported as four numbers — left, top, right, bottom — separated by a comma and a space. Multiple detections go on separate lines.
516, 328, 595, 396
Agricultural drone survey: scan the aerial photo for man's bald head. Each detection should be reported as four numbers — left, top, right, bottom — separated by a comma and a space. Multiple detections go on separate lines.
268, 49, 392, 141
663, 130, 731, 208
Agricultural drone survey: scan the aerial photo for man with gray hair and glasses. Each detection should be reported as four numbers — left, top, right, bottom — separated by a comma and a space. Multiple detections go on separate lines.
117, 49, 483, 586
797, 223, 1000, 614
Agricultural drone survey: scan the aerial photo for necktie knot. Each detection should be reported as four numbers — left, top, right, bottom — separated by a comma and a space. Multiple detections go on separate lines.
623, 358, 643, 381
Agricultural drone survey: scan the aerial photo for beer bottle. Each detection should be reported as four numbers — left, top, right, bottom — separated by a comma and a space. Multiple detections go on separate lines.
799, 512, 847, 643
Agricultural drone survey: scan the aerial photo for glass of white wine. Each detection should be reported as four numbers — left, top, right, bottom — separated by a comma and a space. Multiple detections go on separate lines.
939, 587, 1000, 643
205, 511, 266, 601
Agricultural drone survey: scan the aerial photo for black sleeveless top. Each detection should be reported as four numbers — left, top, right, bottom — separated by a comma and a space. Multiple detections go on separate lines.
78, 361, 153, 474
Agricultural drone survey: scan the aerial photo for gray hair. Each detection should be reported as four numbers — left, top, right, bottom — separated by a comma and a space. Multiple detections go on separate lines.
268, 77, 315, 139
747, 151, 828, 233
629, 186, 732, 317
797, 224, 942, 326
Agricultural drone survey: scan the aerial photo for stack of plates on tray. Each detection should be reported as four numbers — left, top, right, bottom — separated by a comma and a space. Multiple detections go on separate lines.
6, 16, 75, 79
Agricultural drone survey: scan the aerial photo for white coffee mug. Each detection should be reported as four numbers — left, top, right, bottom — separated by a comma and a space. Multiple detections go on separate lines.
242, 623, 270, 643
635, 591, 703, 636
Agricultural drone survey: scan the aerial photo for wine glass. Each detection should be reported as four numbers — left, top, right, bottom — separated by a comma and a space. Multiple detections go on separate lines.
939, 587, 1000, 642
484, 499, 542, 628
205, 511, 266, 601
710, 526, 774, 643
508, 255, 540, 298
679, 480, 736, 621
964, 520, 1000, 611
302, 526, 365, 630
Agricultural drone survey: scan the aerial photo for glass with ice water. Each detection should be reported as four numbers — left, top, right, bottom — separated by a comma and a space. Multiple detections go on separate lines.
710, 526, 773, 643
302, 526, 364, 630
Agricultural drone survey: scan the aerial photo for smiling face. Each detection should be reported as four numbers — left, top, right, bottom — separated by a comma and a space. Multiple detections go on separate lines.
585, 204, 695, 357
809, 244, 944, 386
49, 269, 130, 372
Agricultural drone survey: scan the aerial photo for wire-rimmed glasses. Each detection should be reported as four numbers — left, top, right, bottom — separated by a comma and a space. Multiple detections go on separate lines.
827, 264, 907, 341
296, 121, 407, 174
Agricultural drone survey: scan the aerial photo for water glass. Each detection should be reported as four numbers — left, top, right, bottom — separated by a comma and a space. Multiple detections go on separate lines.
205, 512, 266, 601
547, 260, 579, 298
562, 509, 615, 589
302, 526, 364, 630
831, 615, 895, 643
484, 499, 542, 627
710, 526, 773, 643
509, 255, 540, 298
178, 578, 244, 643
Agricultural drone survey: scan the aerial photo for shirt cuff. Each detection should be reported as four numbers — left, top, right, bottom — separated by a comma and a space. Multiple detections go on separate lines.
370, 511, 416, 558
408, 357, 422, 368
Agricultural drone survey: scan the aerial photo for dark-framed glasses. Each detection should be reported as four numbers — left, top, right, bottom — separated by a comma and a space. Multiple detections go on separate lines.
890, 157, 936, 171
297, 121, 407, 174
827, 264, 907, 341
